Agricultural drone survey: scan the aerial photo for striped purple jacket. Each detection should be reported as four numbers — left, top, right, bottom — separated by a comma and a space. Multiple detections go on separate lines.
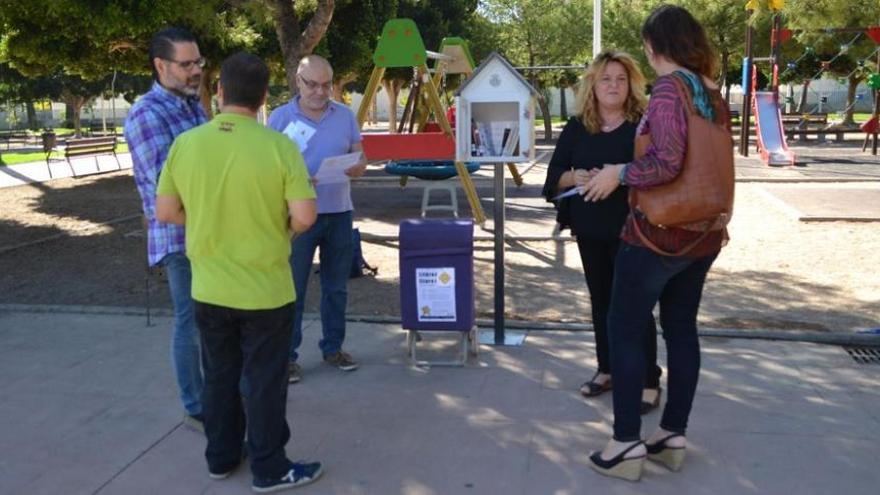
124, 82, 207, 266
620, 73, 727, 257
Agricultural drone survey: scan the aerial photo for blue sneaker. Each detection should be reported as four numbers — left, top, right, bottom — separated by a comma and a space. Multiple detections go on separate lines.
252, 461, 323, 493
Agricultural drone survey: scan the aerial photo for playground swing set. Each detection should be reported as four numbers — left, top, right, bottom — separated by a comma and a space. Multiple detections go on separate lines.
355, 19, 528, 225
740, 1, 880, 166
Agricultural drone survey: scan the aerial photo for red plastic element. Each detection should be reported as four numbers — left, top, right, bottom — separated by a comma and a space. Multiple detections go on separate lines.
362, 132, 455, 160
779, 29, 793, 44
867, 27, 880, 45
860, 116, 879, 133
446, 106, 456, 128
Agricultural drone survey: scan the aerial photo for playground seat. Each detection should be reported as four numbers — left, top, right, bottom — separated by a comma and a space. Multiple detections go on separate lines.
384, 160, 480, 181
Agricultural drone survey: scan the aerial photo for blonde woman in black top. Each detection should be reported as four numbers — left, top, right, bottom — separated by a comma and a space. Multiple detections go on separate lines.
543, 51, 662, 413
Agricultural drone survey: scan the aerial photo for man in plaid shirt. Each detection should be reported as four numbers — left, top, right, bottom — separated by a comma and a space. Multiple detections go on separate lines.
124, 27, 208, 431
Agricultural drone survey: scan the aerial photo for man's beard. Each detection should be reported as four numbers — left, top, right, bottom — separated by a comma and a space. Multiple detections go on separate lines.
179, 76, 201, 96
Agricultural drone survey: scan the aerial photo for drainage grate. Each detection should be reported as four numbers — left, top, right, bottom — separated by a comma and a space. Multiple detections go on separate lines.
843, 347, 880, 364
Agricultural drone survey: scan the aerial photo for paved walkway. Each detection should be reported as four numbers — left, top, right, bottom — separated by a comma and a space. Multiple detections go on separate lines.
0, 306, 877, 494
0, 154, 133, 189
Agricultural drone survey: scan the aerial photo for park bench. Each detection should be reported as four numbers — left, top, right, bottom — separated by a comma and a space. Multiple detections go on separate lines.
784, 126, 865, 143
0, 130, 33, 150
729, 110, 740, 125
83, 122, 117, 137
46, 135, 121, 178
781, 113, 828, 126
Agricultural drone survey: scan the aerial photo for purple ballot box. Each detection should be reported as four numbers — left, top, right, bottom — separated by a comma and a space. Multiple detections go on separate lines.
399, 219, 477, 365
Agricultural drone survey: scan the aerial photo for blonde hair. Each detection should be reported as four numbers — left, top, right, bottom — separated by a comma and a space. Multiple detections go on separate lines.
575, 51, 647, 134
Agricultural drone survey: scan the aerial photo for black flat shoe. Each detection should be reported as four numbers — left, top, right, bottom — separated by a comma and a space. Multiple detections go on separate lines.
580, 371, 612, 398
646, 433, 686, 471
640, 387, 662, 415
588, 441, 646, 481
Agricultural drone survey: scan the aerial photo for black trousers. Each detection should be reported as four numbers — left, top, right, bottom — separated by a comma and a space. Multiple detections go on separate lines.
576, 236, 661, 388
195, 301, 293, 479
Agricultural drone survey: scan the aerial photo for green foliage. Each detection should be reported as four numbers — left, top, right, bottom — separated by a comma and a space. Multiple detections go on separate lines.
314, 0, 398, 84
778, 49, 824, 84
481, 0, 592, 80
0, 0, 224, 78
0, 63, 61, 104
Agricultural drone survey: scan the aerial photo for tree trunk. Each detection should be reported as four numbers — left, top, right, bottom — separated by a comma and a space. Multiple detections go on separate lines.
381, 79, 403, 133
25, 100, 37, 130
537, 90, 552, 142
559, 86, 568, 120
61, 92, 88, 136
64, 103, 74, 127
266, 0, 335, 94
199, 66, 218, 119
332, 73, 357, 102
720, 51, 730, 105
797, 80, 810, 113
844, 75, 859, 126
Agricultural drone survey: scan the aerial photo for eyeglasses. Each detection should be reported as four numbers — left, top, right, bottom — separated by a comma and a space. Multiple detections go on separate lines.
298, 75, 332, 92
164, 57, 206, 71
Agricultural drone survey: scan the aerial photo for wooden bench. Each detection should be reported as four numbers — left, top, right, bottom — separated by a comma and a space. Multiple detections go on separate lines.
729, 110, 740, 125
47, 135, 121, 178
0, 130, 32, 150
781, 113, 828, 126
784, 127, 864, 143
83, 122, 117, 137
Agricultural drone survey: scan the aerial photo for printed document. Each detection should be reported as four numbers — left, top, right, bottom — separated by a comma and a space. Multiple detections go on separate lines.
314, 151, 364, 185
282, 120, 316, 152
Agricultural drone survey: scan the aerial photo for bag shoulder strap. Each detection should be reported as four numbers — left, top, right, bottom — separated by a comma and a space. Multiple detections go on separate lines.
668, 72, 697, 118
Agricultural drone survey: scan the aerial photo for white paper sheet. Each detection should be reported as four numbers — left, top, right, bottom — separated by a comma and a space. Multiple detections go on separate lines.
416, 267, 457, 322
282, 120, 316, 152
552, 187, 583, 201
314, 151, 364, 185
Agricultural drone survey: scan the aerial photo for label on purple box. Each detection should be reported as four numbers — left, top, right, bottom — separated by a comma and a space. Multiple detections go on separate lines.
416, 267, 457, 322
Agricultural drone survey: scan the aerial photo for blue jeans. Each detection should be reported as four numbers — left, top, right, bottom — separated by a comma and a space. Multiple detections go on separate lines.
195, 301, 294, 479
289, 211, 353, 362
160, 252, 203, 416
607, 243, 718, 442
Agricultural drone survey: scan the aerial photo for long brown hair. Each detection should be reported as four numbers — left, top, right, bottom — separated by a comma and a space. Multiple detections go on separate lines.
642, 4, 717, 79
575, 51, 647, 134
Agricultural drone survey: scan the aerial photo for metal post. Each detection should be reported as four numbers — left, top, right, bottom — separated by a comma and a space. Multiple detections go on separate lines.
493, 162, 505, 344
771, 13, 782, 91
874, 50, 880, 155
740, 17, 755, 157
593, 0, 602, 58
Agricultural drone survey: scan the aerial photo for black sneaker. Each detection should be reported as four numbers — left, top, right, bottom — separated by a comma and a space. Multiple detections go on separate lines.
209, 447, 248, 480
209, 463, 237, 480
323, 351, 358, 371
288, 361, 302, 384
252, 461, 323, 493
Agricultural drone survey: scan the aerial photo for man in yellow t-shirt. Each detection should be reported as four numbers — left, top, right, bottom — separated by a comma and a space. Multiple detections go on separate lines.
156, 52, 323, 492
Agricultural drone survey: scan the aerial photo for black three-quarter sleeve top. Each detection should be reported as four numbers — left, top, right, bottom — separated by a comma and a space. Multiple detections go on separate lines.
542, 116, 636, 241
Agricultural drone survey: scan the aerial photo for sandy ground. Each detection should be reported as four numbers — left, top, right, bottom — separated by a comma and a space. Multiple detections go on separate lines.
1, 143, 878, 332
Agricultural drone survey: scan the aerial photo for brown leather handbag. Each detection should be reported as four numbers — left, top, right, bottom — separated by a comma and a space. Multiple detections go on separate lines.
630, 75, 735, 233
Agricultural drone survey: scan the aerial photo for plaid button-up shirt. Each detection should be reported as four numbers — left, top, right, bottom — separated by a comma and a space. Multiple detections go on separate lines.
124, 82, 207, 266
